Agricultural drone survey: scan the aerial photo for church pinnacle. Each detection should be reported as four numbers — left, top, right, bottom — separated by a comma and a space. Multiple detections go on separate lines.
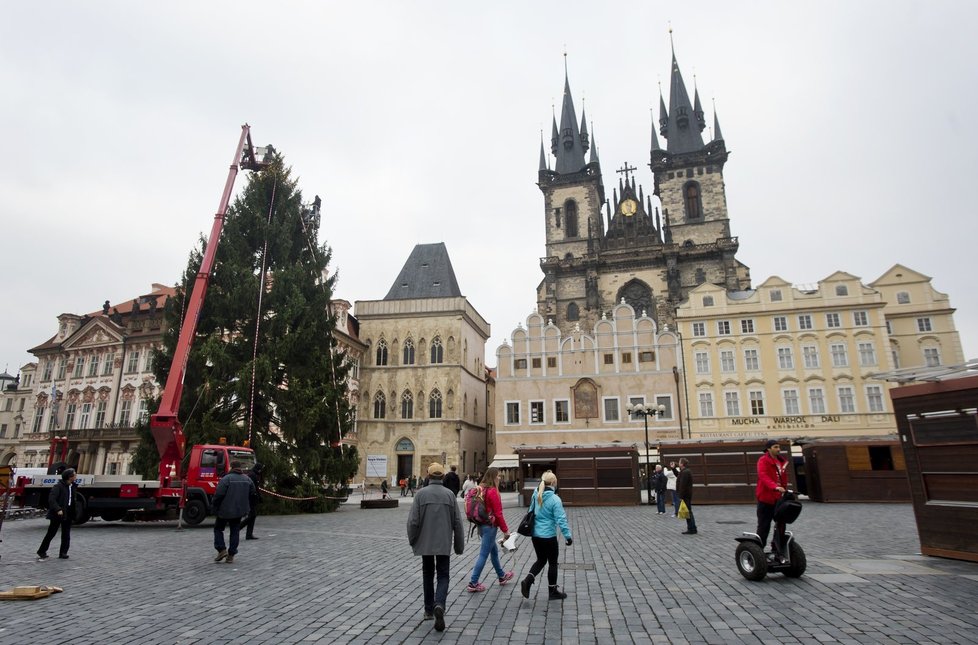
552, 58, 590, 175
660, 33, 706, 154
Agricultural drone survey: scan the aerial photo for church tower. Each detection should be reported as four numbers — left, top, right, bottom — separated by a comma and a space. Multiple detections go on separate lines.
537, 41, 750, 335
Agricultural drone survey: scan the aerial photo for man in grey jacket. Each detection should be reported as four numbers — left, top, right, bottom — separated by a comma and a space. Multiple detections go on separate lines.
212, 460, 256, 564
406, 462, 464, 632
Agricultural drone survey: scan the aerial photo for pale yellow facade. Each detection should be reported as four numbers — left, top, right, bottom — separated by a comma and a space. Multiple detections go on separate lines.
675, 272, 900, 440
494, 303, 683, 459
354, 296, 490, 483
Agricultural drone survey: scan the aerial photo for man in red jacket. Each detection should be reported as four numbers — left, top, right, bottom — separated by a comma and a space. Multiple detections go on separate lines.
755, 440, 789, 550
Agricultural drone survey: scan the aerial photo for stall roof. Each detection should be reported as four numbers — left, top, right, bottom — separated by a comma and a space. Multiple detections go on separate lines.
488, 454, 519, 469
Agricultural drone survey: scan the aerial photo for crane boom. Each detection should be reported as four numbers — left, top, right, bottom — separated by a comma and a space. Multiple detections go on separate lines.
149, 125, 269, 483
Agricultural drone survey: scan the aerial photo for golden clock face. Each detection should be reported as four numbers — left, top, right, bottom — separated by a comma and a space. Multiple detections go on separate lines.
621, 199, 638, 216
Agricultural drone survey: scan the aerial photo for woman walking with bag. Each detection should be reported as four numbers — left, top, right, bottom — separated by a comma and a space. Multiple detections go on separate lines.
520, 470, 572, 600
466, 467, 514, 592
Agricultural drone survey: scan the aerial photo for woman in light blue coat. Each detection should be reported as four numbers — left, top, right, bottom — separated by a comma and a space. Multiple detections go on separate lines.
520, 470, 572, 600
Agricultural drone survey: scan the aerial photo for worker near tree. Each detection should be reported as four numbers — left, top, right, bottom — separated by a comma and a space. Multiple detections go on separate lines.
244, 463, 263, 540
755, 440, 789, 549
37, 468, 77, 560
212, 460, 256, 564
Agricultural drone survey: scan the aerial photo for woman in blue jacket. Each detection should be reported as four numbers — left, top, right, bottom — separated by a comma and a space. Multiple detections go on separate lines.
520, 470, 572, 600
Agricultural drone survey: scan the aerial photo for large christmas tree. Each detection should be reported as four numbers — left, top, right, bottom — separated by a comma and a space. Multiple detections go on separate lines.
135, 155, 358, 511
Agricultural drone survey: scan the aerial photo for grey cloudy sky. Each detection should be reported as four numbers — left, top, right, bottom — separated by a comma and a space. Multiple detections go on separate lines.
2, 1, 976, 376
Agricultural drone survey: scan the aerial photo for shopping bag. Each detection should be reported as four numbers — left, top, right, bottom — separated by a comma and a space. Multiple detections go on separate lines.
678, 500, 690, 519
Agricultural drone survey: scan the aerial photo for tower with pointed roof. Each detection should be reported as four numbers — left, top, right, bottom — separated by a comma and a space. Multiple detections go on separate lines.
536, 43, 750, 335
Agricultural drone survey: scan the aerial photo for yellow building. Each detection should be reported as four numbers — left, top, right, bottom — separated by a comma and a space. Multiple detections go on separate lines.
494, 302, 682, 463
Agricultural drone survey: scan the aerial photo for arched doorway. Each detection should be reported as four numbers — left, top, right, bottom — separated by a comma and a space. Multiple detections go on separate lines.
395, 437, 415, 483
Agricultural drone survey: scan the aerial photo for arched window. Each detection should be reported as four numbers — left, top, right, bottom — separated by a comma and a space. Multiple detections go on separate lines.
567, 302, 580, 321
375, 340, 388, 366
430, 337, 443, 364
373, 391, 386, 419
683, 182, 703, 220
401, 390, 414, 419
429, 389, 443, 419
402, 338, 415, 365
616, 280, 655, 320
565, 199, 579, 237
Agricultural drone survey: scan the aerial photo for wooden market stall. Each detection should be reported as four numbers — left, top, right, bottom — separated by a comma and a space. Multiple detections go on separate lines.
890, 373, 978, 562
657, 439, 795, 504
799, 437, 910, 503
516, 445, 640, 506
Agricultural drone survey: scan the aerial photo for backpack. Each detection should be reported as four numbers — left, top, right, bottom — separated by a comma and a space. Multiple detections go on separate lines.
464, 485, 492, 526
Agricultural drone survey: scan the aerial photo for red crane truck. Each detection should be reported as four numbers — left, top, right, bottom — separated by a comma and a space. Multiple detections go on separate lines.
13, 126, 272, 526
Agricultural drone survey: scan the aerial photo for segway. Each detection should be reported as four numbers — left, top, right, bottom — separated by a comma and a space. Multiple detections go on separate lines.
735, 491, 806, 581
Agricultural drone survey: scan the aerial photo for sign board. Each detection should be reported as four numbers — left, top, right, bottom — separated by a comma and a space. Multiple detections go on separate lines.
30, 474, 97, 487
365, 455, 388, 478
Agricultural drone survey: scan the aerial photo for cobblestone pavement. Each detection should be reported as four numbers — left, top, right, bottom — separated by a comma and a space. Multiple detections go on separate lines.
1, 495, 976, 644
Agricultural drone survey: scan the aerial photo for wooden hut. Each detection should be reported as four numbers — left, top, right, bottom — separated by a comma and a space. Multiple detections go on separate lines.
658, 439, 795, 504
890, 374, 978, 562
799, 437, 910, 502
516, 445, 640, 506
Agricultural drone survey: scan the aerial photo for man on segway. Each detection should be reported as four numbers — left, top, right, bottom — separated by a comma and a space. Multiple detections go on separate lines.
756, 439, 788, 558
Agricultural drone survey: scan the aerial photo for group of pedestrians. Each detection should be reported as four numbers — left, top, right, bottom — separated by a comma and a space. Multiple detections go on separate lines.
406, 465, 572, 631
649, 459, 696, 534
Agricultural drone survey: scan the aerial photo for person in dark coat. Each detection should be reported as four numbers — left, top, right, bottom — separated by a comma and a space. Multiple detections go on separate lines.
37, 468, 77, 560
443, 465, 461, 497
381, 479, 390, 499
406, 463, 464, 632
676, 457, 697, 534
652, 464, 668, 514
244, 463, 263, 540
212, 460, 256, 564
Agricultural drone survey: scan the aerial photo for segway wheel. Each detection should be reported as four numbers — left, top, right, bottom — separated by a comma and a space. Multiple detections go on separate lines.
735, 542, 768, 581
784, 540, 807, 578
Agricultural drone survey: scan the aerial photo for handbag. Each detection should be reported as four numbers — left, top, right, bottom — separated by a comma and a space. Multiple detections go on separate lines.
677, 500, 691, 519
516, 498, 537, 537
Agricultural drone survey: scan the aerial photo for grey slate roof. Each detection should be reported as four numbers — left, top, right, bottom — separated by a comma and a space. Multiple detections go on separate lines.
664, 50, 705, 154
554, 72, 588, 174
384, 243, 462, 300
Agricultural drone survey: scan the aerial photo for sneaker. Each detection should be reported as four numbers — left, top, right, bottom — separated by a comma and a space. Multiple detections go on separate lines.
433, 605, 445, 632
225, 554, 235, 564
548, 585, 567, 600
214, 549, 228, 562
520, 575, 534, 599
58, 554, 69, 559
37, 554, 49, 561
423, 612, 434, 621
498, 571, 515, 585
466, 582, 486, 593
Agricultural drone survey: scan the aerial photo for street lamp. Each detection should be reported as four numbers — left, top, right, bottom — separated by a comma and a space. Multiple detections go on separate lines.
626, 401, 667, 506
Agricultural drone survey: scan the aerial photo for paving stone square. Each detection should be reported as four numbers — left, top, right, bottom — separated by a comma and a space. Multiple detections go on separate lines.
1, 495, 976, 644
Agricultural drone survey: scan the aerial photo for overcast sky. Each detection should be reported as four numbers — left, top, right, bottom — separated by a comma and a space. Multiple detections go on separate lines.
2, 1, 976, 377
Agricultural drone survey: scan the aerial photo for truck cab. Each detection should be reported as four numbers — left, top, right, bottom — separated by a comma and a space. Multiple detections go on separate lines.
181, 444, 256, 525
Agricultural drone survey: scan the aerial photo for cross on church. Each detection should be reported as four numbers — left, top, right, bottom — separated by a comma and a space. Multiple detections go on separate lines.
617, 162, 637, 181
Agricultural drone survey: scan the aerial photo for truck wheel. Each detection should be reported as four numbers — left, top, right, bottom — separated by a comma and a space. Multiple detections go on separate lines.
183, 499, 207, 526
784, 541, 807, 578
735, 542, 768, 581
72, 493, 90, 525
99, 509, 126, 522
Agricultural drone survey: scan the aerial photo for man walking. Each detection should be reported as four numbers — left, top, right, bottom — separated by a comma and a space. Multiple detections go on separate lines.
652, 464, 668, 514
443, 465, 461, 497
244, 462, 263, 540
677, 458, 698, 535
756, 440, 789, 550
37, 468, 76, 560
212, 460, 256, 564
406, 463, 464, 632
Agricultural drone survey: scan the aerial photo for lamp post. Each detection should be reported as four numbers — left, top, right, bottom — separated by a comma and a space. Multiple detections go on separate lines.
626, 401, 667, 506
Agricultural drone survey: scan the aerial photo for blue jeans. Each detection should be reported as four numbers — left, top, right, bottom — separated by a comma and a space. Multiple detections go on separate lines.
469, 524, 504, 584
656, 491, 666, 513
214, 517, 241, 555
671, 490, 680, 515
422, 555, 450, 612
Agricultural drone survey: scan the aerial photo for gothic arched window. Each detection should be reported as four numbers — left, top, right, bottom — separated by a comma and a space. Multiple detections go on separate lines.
565, 199, 579, 238
401, 390, 414, 419
402, 338, 415, 365
430, 337, 443, 364
683, 181, 703, 220
375, 340, 388, 366
567, 302, 580, 321
616, 280, 655, 320
373, 391, 386, 419
429, 389, 443, 419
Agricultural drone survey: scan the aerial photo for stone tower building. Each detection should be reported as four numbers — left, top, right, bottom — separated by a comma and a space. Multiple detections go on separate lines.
537, 47, 750, 335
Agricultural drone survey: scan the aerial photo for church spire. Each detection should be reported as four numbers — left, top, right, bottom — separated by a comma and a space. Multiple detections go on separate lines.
663, 32, 705, 154
693, 81, 706, 133
589, 124, 600, 164
553, 58, 589, 174
650, 107, 662, 152
658, 86, 669, 139
713, 101, 724, 142
539, 131, 548, 171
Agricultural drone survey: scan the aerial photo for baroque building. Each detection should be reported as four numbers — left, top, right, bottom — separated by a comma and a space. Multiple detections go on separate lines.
536, 47, 749, 336
0, 366, 33, 466
355, 243, 490, 484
